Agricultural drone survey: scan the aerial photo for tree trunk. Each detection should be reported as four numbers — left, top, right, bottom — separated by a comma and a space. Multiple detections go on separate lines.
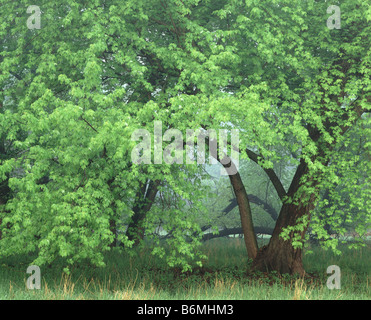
126, 180, 159, 246
109, 219, 117, 248
252, 160, 315, 275
252, 202, 312, 275
228, 171, 259, 260
126, 211, 145, 246
214, 136, 259, 260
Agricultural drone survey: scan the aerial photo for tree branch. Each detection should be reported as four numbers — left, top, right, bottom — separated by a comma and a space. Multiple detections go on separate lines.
202, 226, 273, 242
245, 148, 287, 201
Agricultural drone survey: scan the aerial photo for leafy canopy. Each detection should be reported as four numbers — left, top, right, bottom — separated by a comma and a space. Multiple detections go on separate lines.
0, 0, 369, 269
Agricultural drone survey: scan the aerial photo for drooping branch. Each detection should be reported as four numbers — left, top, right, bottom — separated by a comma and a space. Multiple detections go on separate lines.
223, 194, 279, 221
202, 226, 273, 242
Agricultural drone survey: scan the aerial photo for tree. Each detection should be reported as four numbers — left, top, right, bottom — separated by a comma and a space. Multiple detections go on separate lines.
0, 0, 369, 275
159, 0, 370, 274
0, 0, 214, 271
209, 0, 371, 274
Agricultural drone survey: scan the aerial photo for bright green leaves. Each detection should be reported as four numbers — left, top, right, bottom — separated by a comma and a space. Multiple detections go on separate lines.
83, 58, 103, 90
0, 0, 369, 271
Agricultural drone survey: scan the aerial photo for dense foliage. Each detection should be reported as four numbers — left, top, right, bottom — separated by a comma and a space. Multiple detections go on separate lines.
1, 0, 369, 273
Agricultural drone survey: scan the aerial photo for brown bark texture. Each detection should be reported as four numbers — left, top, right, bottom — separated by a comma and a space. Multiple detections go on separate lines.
126, 180, 159, 246
252, 160, 316, 275
226, 163, 259, 260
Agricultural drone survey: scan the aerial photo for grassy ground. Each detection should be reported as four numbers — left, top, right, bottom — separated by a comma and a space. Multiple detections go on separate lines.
0, 238, 370, 300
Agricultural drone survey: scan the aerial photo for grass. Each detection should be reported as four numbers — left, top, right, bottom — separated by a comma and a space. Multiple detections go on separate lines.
0, 238, 370, 300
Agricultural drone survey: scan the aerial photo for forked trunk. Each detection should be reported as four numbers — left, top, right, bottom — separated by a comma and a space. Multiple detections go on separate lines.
252, 201, 312, 275
252, 160, 316, 275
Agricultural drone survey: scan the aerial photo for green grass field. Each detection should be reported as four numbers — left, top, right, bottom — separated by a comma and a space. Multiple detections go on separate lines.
0, 238, 370, 300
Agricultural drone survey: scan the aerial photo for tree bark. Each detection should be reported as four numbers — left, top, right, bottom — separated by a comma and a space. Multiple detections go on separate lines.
252, 203, 311, 275
250, 99, 367, 274
126, 179, 159, 246
208, 134, 259, 260
227, 170, 259, 260
252, 159, 315, 275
